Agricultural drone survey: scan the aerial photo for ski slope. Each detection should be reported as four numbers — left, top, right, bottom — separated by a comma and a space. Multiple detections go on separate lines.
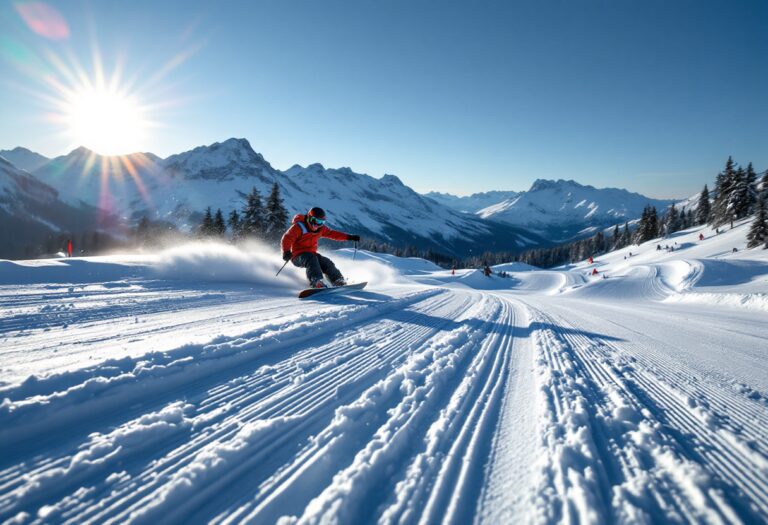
1, 223, 766, 524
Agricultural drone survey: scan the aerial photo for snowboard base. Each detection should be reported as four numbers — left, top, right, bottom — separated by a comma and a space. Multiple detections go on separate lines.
298, 281, 367, 299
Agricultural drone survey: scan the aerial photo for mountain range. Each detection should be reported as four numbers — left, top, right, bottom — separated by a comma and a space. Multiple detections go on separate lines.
425, 190, 521, 214
0, 139, 681, 259
428, 184, 675, 242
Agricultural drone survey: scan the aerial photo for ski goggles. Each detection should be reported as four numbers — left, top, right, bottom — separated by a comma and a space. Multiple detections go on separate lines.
308, 216, 325, 226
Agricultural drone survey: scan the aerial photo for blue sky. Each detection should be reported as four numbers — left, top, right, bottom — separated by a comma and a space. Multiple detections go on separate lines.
0, 0, 766, 198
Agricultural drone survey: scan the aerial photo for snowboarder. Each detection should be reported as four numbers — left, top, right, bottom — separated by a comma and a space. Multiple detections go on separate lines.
280, 207, 360, 289
67, 239, 73, 258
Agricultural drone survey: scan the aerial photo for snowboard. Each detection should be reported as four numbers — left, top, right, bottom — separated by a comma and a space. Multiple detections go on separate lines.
298, 282, 367, 299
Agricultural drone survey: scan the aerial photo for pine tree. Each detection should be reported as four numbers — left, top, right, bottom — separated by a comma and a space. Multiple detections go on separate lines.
621, 222, 631, 246
648, 206, 659, 239
593, 231, 606, 254
228, 209, 242, 241
712, 157, 737, 227
611, 224, 620, 249
213, 208, 226, 236
635, 205, 659, 243
760, 170, 768, 204
728, 167, 751, 221
264, 182, 289, 242
696, 185, 711, 225
199, 207, 215, 237
664, 203, 680, 235
746, 198, 768, 248
241, 187, 265, 238
745, 162, 758, 214
634, 206, 648, 244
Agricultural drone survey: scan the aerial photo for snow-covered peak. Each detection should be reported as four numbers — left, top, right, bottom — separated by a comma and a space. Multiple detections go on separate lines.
0, 147, 51, 173
478, 179, 675, 242
528, 178, 586, 192
381, 174, 404, 186
162, 138, 277, 182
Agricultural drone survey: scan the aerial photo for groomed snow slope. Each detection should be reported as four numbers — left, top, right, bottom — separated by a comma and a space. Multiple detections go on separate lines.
1, 221, 766, 524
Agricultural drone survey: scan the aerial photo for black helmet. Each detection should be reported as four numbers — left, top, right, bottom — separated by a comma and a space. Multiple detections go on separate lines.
307, 207, 326, 220
307, 207, 326, 227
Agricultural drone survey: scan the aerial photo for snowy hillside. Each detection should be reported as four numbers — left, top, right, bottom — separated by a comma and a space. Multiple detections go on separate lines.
1, 218, 766, 523
16, 140, 542, 256
424, 190, 521, 213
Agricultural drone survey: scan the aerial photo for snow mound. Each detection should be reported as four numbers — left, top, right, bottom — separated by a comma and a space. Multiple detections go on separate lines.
492, 262, 538, 272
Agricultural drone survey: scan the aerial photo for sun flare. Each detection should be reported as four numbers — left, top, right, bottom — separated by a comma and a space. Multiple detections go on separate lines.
65, 88, 146, 156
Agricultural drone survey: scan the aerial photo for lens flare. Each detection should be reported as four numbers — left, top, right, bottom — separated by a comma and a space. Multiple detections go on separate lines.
14, 2, 70, 40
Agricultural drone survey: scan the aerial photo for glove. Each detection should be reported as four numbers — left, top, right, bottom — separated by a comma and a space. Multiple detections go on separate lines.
348, 234, 360, 242
282, 250, 292, 262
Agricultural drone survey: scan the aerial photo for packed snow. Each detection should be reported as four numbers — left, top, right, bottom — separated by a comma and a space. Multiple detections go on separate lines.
1, 220, 766, 524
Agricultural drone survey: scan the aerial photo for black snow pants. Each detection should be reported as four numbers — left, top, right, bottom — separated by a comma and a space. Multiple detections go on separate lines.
292, 252, 343, 285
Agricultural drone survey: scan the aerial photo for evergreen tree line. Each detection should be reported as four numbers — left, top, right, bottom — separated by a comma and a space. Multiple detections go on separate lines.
697, 156, 768, 249
197, 183, 289, 244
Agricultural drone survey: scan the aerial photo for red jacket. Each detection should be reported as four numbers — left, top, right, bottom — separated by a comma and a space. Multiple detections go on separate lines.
281, 214, 351, 258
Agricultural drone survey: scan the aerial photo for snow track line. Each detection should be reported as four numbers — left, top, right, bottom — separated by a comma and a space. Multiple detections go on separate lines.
582, 308, 768, 452
0, 295, 316, 397
275, 293, 518, 525
474, 297, 537, 524
414, 297, 517, 525
0, 289, 442, 458
71, 292, 469, 524
207, 294, 493, 524
526, 303, 768, 523
0, 290, 477, 524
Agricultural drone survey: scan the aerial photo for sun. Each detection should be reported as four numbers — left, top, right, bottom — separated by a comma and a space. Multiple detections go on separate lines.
65, 87, 147, 156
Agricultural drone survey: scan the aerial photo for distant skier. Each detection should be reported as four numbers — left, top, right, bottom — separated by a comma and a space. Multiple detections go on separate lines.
483, 265, 492, 277
67, 239, 73, 258
591, 268, 599, 276
280, 207, 360, 289
699, 233, 705, 241
588, 256, 594, 264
